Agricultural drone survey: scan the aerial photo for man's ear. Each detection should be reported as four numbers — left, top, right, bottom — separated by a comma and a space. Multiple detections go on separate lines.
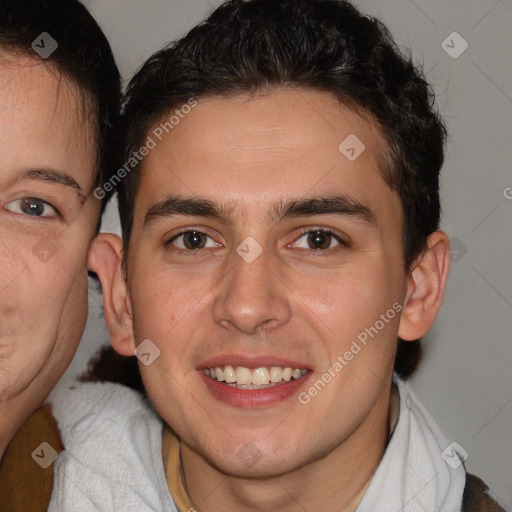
398, 231, 451, 341
87, 233, 135, 357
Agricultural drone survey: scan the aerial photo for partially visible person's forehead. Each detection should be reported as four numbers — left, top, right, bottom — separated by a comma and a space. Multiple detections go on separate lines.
0, 54, 86, 126
0, 54, 97, 189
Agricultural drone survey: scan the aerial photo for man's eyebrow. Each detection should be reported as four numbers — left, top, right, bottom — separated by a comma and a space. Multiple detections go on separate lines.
144, 196, 233, 226
273, 195, 377, 226
24, 169, 85, 198
144, 194, 376, 227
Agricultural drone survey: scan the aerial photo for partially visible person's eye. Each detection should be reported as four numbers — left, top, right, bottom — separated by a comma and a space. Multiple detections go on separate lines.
291, 229, 346, 251
168, 230, 221, 251
5, 197, 59, 218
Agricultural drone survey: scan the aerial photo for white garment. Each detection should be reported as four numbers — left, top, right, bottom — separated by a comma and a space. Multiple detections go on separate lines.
48, 382, 177, 512
357, 378, 465, 511
48, 378, 465, 512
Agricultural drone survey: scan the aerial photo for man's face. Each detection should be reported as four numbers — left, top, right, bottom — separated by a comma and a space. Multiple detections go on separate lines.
126, 89, 407, 477
0, 57, 100, 402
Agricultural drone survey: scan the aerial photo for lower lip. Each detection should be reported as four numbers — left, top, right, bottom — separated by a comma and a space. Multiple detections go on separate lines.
199, 371, 311, 408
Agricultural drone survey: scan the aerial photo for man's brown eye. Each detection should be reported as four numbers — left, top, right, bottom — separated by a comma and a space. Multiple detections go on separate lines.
168, 230, 220, 252
183, 231, 207, 249
307, 230, 333, 250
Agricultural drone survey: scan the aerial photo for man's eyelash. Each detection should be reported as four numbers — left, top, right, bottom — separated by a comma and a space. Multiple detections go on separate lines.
167, 228, 210, 243
294, 228, 348, 246
164, 227, 349, 253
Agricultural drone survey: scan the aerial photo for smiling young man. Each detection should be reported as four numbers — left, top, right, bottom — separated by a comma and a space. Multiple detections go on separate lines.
50, 0, 505, 511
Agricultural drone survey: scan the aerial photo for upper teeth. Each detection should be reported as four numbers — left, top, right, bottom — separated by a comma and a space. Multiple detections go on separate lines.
204, 366, 307, 387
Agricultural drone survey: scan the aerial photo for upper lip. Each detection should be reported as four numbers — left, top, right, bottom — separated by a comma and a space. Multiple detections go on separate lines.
199, 354, 310, 370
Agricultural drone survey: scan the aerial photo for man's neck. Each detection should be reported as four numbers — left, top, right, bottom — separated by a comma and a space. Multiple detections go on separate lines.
179, 384, 395, 512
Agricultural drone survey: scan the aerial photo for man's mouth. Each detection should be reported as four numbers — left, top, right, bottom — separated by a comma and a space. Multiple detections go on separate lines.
203, 365, 309, 389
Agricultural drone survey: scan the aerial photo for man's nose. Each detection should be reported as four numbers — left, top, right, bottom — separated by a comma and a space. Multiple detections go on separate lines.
212, 245, 291, 334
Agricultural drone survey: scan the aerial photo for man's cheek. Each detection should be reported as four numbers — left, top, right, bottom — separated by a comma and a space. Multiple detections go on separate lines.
133, 273, 209, 325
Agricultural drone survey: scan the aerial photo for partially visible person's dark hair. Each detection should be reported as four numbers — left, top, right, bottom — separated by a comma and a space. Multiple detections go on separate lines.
0, 0, 122, 214
116, 0, 448, 378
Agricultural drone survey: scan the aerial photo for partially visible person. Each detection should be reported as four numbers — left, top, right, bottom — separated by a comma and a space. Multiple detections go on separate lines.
0, 0, 121, 508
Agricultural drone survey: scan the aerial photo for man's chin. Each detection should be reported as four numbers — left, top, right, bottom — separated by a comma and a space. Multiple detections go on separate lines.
184, 437, 320, 481
199, 450, 300, 480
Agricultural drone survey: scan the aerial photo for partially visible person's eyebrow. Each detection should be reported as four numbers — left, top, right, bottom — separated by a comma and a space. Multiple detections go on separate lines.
144, 194, 376, 227
23, 168, 85, 200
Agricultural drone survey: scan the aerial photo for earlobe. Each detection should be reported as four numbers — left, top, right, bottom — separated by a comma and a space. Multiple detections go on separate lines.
398, 231, 451, 341
87, 233, 135, 357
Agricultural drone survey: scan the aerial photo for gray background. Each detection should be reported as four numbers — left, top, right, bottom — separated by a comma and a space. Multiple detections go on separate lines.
51, 0, 512, 506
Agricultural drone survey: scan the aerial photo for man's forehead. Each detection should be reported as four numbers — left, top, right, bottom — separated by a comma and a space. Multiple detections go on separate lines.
135, 88, 396, 221
152, 89, 384, 153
